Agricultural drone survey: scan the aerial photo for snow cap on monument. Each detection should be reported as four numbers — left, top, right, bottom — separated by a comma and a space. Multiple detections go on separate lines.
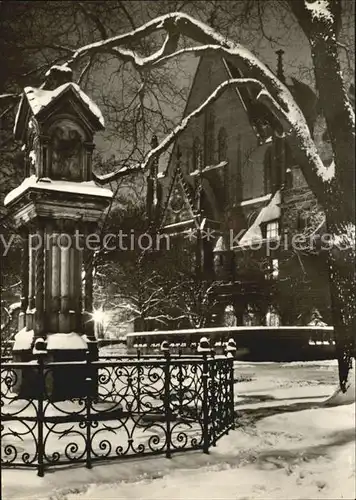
14, 64, 104, 142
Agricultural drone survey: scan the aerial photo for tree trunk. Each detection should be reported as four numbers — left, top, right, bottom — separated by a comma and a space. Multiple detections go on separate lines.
327, 219, 355, 392
312, 31, 355, 387
289, 0, 355, 393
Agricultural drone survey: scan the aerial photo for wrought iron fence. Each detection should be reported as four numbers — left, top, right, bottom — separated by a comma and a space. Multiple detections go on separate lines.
1, 340, 235, 476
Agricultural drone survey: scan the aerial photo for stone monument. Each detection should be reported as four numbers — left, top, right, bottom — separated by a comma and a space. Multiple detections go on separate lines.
4, 65, 112, 399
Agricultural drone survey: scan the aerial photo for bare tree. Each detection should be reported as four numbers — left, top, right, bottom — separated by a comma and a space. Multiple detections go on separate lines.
32, 3, 353, 393
0, 1, 192, 321
1, 2, 354, 393
94, 206, 218, 333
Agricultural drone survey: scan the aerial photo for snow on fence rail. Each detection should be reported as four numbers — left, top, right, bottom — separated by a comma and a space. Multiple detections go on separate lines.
1, 339, 235, 477
126, 326, 336, 361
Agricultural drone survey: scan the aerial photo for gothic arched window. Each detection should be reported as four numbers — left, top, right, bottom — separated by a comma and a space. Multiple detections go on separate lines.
193, 137, 203, 172
218, 127, 227, 162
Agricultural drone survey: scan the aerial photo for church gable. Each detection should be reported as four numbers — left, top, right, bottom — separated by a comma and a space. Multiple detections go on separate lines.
184, 55, 235, 115
158, 53, 266, 218
160, 166, 196, 230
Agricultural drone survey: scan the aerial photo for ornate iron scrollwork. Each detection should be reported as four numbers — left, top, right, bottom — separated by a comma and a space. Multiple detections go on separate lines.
1, 348, 235, 476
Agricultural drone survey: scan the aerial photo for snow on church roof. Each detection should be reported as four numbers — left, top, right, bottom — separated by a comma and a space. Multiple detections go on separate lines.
15, 82, 105, 133
237, 190, 281, 247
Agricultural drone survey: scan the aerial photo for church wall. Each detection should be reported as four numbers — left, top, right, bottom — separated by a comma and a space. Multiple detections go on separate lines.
240, 145, 267, 202
161, 54, 267, 220
158, 53, 332, 331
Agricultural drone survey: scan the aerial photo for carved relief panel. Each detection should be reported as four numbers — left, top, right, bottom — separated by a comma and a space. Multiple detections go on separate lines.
48, 120, 86, 181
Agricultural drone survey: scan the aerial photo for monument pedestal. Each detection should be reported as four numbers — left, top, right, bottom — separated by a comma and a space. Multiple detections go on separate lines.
12, 332, 98, 401
5, 65, 112, 401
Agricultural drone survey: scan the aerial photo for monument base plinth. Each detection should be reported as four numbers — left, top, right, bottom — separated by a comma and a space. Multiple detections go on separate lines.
11, 332, 98, 402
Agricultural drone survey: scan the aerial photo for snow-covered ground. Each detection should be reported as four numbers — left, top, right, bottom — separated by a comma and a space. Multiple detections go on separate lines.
2, 360, 355, 500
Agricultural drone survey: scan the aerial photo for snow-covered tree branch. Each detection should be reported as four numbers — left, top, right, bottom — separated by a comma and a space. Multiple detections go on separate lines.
59, 11, 352, 216
72, 7, 354, 393
2, 2, 354, 394
93, 76, 291, 184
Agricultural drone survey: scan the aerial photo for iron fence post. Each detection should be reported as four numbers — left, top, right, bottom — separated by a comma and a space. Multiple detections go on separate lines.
202, 351, 209, 454
85, 353, 92, 469
229, 354, 235, 430
36, 345, 45, 477
161, 341, 171, 458
210, 348, 217, 446
178, 344, 184, 414
198, 337, 211, 454
137, 348, 141, 415
226, 339, 236, 430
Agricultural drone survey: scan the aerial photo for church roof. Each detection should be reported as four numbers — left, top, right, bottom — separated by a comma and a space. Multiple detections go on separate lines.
224, 61, 320, 141
237, 190, 281, 247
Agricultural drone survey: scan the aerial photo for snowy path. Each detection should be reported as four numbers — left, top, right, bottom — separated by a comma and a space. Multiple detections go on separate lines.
2, 360, 355, 500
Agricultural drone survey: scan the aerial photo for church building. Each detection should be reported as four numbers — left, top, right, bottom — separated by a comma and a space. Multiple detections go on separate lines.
148, 50, 333, 329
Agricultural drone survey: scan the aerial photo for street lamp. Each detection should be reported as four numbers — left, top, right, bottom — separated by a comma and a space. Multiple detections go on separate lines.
92, 307, 107, 339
